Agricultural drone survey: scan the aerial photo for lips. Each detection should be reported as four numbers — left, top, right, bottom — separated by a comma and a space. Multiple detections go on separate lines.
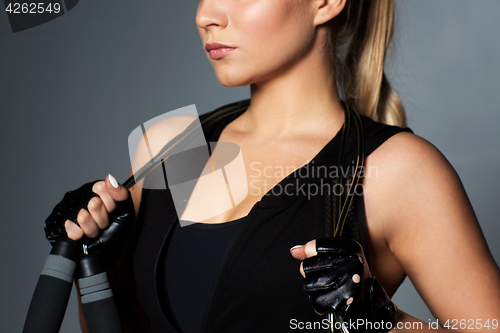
205, 42, 236, 59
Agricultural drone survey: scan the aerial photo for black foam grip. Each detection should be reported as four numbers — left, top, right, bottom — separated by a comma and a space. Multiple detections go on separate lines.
82, 298, 124, 333
23, 275, 73, 333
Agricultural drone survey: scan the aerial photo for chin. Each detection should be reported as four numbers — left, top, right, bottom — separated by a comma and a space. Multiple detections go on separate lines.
214, 70, 253, 87
217, 78, 248, 88
210, 66, 253, 87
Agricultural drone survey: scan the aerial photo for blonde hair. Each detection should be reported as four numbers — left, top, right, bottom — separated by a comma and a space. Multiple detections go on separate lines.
327, 0, 406, 127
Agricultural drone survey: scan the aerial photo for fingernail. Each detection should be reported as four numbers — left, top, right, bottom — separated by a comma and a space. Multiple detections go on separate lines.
108, 174, 119, 188
290, 245, 302, 252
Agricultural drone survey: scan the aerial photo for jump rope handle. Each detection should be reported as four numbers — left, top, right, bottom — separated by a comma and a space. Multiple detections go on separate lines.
23, 238, 79, 333
23, 239, 125, 333
76, 255, 124, 333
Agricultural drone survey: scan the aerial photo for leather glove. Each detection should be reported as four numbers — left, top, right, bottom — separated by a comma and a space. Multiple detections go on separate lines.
45, 180, 135, 275
302, 237, 397, 331
45, 182, 98, 244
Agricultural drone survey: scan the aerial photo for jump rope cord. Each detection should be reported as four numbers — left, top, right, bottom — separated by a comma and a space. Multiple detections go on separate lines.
329, 102, 365, 333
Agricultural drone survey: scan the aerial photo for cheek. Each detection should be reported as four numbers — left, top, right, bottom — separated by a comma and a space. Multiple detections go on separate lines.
237, 2, 282, 45
237, 1, 307, 57
210, 0, 314, 87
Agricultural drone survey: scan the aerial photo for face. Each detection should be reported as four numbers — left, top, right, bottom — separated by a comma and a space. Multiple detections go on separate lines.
196, 0, 317, 87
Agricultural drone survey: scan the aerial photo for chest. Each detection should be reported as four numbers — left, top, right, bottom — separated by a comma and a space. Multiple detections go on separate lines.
178, 133, 334, 223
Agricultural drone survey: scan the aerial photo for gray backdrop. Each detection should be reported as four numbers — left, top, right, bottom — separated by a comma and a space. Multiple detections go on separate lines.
1, 1, 499, 331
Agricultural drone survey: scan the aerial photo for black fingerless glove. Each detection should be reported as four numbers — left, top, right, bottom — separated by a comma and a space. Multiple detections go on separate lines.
45, 182, 99, 244
44, 181, 136, 277
80, 193, 135, 275
302, 237, 397, 332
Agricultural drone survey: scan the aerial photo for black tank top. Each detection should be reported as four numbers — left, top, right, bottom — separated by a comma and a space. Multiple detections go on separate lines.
131, 102, 413, 332
162, 218, 245, 333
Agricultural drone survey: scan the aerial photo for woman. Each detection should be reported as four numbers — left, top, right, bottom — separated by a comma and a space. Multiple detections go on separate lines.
45, 0, 500, 332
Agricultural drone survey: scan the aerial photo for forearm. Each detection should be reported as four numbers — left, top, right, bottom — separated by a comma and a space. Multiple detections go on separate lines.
390, 311, 452, 333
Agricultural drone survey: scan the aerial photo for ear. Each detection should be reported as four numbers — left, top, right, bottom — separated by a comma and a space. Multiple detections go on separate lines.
311, 0, 346, 26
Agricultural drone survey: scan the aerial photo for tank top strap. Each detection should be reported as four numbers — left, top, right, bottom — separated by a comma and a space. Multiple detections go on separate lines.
332, 114, 413, 267
360, 115, 414, 156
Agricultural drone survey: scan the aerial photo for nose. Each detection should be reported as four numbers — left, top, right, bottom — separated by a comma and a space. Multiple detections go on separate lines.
196, 0, 228, 31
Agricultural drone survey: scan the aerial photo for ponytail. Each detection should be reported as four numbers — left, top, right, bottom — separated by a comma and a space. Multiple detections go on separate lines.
327, 0, 406, 127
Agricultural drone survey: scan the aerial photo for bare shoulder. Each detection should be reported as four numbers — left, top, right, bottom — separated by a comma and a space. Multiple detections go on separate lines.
363, 130, 479, 252
128, 115, 198, 213
130, 114, 198, 170
365, 131, 452, 182
362, 131, 500, 324
363, 131, 468, 233
141, 114, 198, 152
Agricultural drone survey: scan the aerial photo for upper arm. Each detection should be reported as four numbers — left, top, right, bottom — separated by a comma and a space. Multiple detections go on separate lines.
128, 114, 198, 215
364, 132, 500, 328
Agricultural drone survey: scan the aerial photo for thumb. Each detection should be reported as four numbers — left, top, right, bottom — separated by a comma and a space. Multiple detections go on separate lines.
106, 174, 129, 202
290, 245, 307, 260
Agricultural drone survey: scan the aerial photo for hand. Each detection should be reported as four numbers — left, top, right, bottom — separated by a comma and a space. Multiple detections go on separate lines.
291, 237, 397, 329
45, 174, 135, 271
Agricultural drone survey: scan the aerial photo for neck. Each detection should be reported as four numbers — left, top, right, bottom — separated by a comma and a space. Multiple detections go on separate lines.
241, 34, 344, 139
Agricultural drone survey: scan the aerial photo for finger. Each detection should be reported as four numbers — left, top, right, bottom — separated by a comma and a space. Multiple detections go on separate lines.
92, 174, 129, 213
105, 174, 129, 201
303, 239, 317, 258
87, 196, 109, 229
290, 239, 318, 260
299, 261, 305, 278
64, 220, 84, 240
76, 208, 100, 238
92, 180, 115, 213
290, 245, 307, 260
